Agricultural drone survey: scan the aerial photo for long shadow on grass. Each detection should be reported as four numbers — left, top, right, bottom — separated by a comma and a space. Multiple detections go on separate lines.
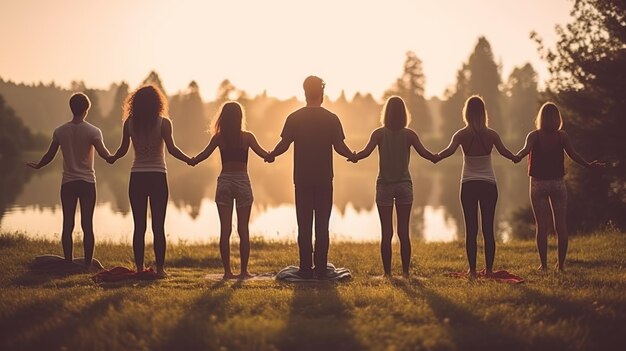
518, 285, 626, 350
277, 282, 362, 351
392, 279, 526, 351
156, 279, 239, 350
0, 291, 126, 351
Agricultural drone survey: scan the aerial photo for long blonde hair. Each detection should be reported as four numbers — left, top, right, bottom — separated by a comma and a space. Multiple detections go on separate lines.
212, 101, 246, 147
463, 95, 488, 131
535, 102, 563, 131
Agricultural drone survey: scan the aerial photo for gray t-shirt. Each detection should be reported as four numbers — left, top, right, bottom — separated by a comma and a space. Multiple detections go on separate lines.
52, 121, 103, 184
280, 107, 345, 186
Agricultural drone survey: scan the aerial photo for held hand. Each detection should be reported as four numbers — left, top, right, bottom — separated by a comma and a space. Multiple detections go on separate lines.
431, 154, 442, 164
347, 151, 358, 163
106, 155, 117, 164
264, 153, 275, 163
187, 156, 196, 167
512, 154, 522, 164
25, 162, 40, 169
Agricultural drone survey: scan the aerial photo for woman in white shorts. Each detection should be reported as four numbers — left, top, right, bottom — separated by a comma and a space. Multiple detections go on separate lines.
191, 102, 272, 279
514, 102, 602, 271
354, 96, 438, 277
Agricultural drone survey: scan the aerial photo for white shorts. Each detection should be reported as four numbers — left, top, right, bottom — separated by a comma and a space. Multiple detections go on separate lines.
215, 172, 254, 208
376, 181, 413, 207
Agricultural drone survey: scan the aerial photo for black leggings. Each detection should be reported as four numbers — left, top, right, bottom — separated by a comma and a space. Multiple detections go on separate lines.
129, 172, 168, 270
60, 180, 96, 264
460, 180, 498, 272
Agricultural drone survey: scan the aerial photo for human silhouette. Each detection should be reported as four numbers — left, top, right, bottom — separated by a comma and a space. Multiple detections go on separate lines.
268, 76, 357, 279
190, 101, 272, 279
26, 93, 113, 266
436, 95, 516, 277
354, 96, 438, 277
108, 85, 192, 277
514, 102, 603, 271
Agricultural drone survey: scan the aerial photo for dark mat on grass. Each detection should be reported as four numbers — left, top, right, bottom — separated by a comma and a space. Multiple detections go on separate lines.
32, 255, 104, 273
92, 267, 164, 283
204, 272, 276, 281
276, 263, 352, 282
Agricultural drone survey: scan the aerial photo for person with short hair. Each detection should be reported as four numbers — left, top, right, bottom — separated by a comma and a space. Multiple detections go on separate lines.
514, 102, 603, 271
268, 76, 357, 279
27, 92, 113, 267
354, 96, 438, 277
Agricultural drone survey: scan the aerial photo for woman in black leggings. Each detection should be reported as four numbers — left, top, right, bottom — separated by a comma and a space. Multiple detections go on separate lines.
110, 85, 191, 276
436, 96, 517, 277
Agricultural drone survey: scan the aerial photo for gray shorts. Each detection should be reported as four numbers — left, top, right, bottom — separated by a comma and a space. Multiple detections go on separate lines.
376, 181, 413, 207
215, 172, 253, 208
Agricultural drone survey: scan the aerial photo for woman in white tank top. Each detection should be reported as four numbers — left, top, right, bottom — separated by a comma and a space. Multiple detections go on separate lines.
435, 95, 517, 277
110, 85, 192, 277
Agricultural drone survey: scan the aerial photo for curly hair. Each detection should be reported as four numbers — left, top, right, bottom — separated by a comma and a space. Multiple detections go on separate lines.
123, 85, 168, 133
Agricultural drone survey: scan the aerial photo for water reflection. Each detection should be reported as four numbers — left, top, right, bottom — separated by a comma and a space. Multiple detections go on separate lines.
0, 152, 530, 243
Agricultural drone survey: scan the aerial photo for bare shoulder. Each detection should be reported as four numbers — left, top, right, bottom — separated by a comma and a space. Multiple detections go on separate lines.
404, 128, 419, 140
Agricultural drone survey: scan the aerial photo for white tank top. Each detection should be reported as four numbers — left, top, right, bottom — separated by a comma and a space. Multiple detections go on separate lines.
462, 154, 496, 184
129, 117, 166, 173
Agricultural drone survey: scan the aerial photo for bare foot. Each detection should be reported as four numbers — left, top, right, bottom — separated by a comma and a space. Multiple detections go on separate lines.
485, 270, 494, 278
538, 265, 547, 272
467, 270, 478, 279
555, 263, 565, 272
156, 268, 168, 278
402, 272, 410, 279
222, 272, 236, 280
238, 272, 254, 279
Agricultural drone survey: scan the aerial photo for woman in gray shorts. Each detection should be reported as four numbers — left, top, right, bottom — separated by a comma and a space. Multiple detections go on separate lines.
191, 102, 272, 279
354, 96, 438, 277
514, 102, 602, 271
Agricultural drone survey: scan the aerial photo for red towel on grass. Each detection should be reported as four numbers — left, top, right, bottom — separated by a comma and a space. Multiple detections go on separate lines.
447, 269, 524, 284
92, 267, 162, 283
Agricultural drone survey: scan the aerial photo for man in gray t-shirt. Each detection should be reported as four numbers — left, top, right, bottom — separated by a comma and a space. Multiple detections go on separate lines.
269, 76, 356, 278
27, 93, 112, 266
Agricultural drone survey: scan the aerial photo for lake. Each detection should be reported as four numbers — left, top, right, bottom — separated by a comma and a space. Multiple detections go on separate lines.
0, 151, 531, 243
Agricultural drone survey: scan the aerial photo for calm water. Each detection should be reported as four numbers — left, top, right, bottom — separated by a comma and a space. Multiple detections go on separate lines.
0, 152, 530, 243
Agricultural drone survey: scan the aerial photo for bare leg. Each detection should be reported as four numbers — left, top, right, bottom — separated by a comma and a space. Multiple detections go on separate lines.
217, 203, 235, 279
461, 182, 479, 276
235, 205, 252, 277
150, 175, 168, 275
60, 183, 78, 262
377, 205, 394, 276
479, 184, 497, 273
396, 203, 412, 277
129, 175, 148, 272
550, 182, 568, 271
530, 180, 551, 271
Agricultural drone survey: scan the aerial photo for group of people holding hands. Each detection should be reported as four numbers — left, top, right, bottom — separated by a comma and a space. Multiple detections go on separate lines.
28, 75, 602, 279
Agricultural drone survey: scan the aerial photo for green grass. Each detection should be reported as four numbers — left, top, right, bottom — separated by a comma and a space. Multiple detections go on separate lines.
1, 232, 626, 351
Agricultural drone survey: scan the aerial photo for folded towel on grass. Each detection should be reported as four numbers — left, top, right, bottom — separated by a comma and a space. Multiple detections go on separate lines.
276, 263, 352, 282
32, 255, 104, 273
92, 267, 163, 283
447, 269, 524, 284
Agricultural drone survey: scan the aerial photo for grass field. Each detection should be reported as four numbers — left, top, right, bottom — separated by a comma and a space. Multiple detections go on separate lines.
1, 232, 625, 351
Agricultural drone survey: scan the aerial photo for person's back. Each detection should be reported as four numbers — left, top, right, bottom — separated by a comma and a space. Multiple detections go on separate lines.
528, 130, 565, 180
459, 127, 496, 184
282, 106, 344, 186
128, 116, 166, 173
54, 120, 103, 184
377, 127, 411, 184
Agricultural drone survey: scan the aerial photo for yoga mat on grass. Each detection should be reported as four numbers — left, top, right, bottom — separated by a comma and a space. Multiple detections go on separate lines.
92, 267, 163, 283
204, 272, 276, 282
32, 255, 104, 273
276, 263, 352, 282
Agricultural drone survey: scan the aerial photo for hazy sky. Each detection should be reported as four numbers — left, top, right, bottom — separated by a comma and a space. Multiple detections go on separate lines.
0, 0, 573, 100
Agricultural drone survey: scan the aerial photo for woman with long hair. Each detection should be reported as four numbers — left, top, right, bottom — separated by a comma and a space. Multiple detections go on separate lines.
514, 102, 602, 271
354, 96, 438, 277
191, 101, 271, 279
109, 85, 192, 277
436, 95, 516, 277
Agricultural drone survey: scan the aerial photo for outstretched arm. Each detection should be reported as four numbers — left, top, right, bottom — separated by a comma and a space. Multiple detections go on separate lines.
333, 139, 356, 162
26, 139, 60, 169
436, 130, 462, 161
409, 129, 437, 162
93, 132, 113, 161
192, 135, 219, 165
514, 131, 536, 163
491, 130, 516, 161
246, 132, 271, 160
162, 118, 191, 164
110, 119, 131, 163
269, 138, 291, 159
355, 129, 380, 161
561, 131, 600, 168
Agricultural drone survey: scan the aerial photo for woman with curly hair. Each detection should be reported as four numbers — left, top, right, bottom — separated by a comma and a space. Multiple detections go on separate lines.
110, 85, 192, 277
